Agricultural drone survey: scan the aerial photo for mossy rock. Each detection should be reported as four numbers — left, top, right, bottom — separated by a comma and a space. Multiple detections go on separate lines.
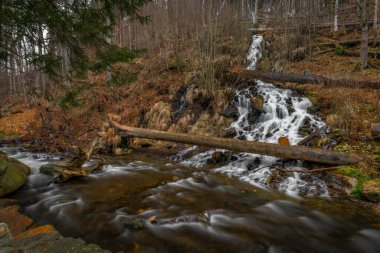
39, 164, 65, 176
362, 179, 380, 203
0, 151, 30, 197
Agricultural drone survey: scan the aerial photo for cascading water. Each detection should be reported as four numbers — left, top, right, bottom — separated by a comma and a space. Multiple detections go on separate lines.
246, 35, 263, 70
180, 35, 329, 197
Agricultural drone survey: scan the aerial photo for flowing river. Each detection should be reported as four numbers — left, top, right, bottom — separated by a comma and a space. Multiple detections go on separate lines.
2, 35, 380, 252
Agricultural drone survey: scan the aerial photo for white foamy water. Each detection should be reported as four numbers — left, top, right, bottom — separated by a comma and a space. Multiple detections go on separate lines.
246, 35, 263, 70
179, 35, 329, 197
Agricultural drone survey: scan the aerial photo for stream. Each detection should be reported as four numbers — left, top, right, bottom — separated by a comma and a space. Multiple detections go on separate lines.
2, 147, 380, 253
2, 35, 380, 252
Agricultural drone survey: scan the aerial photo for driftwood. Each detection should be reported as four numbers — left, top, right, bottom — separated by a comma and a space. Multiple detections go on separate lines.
108, 114, 362, 165
232, 70, 380, 89
297, 125, 327, 146
39, 137, 102, 182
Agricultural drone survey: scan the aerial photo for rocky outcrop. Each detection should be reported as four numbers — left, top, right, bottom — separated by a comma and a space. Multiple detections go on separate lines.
0, 150, 30, 197
0, 198, 110, 252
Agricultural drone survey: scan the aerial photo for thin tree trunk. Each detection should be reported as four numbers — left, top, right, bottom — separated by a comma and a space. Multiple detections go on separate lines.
253, 0, 259, 23
375, 0, 379, 45
334, 0, 339, 32
360, 0, 369, 71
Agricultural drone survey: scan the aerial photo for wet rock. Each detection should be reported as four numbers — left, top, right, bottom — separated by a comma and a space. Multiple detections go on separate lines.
247, 109, 262, 125
0, 150, 30, 197
39, 164, 65, 176
250, 95, 264, 111
0, 223, 13, 244
124, 217, 146, 231
322, 173, 358, 199
362, 179, 380, 203
0, 198, 110, 252
207, 151, 233, 165
15, 225, 56, 240
0, 205, 33, 236
0, 198, 18, 208
151, 210, 224, 226
171, 85, 188, 122
218, 128, 237, 138
1, 231, 111, 253
247, 157, 261, 171
220, 106, 238, 119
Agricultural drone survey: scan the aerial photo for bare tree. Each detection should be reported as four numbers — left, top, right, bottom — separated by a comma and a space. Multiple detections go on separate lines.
334, 0, 339, 32
358, 0, 369, 71
375, 0, 379, 45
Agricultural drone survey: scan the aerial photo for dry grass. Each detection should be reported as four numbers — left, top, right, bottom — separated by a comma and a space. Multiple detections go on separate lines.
0, 108, 41, 136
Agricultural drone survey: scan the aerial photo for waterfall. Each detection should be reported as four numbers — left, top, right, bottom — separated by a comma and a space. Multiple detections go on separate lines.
179, 35, 329, 197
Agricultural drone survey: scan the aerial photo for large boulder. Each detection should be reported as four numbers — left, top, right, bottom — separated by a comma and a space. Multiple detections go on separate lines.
0, 151, 30, 197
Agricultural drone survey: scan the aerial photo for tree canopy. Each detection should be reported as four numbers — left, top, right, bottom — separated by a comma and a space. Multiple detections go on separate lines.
0, 0, 150, 81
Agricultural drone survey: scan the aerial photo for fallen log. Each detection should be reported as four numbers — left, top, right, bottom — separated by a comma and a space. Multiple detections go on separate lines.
232, 70, 380, 89
317, 38, 379, 48
297, 125, 327, 146
108, 114, 362, 165
39, 137, 102, 182
341, 50, 380, 58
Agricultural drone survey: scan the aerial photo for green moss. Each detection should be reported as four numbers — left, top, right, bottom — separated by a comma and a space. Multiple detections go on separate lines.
364, 103, 375, 112
335, 166, 364, 178
334, 166, 378, 200
300, 128, 311, 136
0, 155, 30, 197
0, 131, 4, 139
351, 180, 364, 199
306, 90, 317, 97
334, 45, 345, 56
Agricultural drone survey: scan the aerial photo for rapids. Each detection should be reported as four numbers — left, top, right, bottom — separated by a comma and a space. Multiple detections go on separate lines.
2, 147, 380, 253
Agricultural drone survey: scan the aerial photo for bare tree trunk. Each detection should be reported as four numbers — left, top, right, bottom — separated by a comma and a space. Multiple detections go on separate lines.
334, 0, 339, 32
359, 0, 369, 71
375, 0, 379, 45
252, 0, 259, 23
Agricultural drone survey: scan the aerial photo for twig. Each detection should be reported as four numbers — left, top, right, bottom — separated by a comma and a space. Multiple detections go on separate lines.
251, 165, 338, 173
273, 165, 339, 173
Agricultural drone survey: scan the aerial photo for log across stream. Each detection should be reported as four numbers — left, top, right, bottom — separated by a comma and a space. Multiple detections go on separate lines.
109, 114, 362, 165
